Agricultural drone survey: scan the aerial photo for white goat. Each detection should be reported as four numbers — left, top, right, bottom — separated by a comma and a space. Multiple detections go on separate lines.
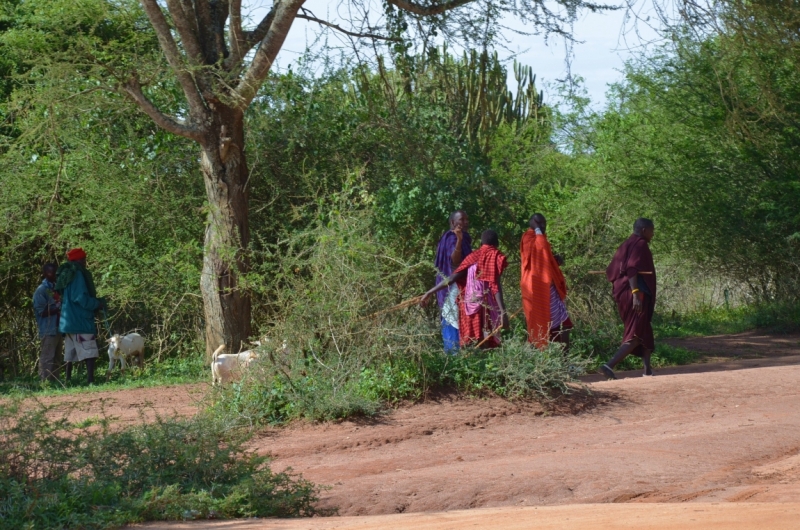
107, 333, 145, 371
210, 344, 259, 385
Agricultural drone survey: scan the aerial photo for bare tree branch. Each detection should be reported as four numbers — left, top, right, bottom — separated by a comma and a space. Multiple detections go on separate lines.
386, 0, 474, 16
122, 77, 203, 141
165, 0, 204, 64
138, 0, 208, 118
229, 0, 246, 63
247, 7, 278, 46
225, 6, 276, 70
234, 0, 305, 108
297, 12, 403, 42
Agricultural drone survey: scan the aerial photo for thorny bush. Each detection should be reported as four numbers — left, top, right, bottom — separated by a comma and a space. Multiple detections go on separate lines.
213, 205, 585, 426
0, 400, 320, 529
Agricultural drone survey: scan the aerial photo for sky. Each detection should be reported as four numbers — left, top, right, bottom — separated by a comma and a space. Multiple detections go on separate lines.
268, 1, 663, 108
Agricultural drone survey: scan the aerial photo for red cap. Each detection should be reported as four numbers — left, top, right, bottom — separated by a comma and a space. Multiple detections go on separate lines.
66, 248, 87, 261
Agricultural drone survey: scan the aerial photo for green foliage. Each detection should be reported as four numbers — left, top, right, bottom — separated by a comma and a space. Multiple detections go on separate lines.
0, 0, 798, 442
213, 207, 583, 426
214, 204, 437, 424
654, 301, 800, 339
0, 401, 320, 529
428, 338, 587, 400
0, 355, 206, 397
590, 5, 800, 297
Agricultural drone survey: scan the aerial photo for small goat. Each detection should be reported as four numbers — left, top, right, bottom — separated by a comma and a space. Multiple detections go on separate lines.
210, 344, 259, 385
107, 333, 145, 371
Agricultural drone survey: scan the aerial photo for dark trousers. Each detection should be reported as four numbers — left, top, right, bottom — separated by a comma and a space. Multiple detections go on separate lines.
39, 334, 63, 381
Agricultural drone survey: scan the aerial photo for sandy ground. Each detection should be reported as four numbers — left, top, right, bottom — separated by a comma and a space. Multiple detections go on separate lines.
143, 503, 800, 529
25, 383, 206, 426
664, 330, 800, 360
25, 330, 800, 528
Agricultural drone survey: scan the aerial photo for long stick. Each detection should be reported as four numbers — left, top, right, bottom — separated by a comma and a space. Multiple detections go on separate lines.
475, 307, 524, 348
358, 295, 423, 322
588, 270, 653, 275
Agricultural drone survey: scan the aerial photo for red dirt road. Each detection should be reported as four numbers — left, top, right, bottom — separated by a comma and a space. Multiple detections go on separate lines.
32, 331, 800, 528
255, 361, 800, 516
146, 502, 800, 529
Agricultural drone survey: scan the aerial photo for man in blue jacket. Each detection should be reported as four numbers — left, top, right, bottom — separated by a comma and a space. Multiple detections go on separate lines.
56, 248, 106, 384
33, 263, 62, 381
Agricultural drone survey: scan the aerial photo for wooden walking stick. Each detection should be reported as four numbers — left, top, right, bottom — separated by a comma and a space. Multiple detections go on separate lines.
474, 307, 524, 348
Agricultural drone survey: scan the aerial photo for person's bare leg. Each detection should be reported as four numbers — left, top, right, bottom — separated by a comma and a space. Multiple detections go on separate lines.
559, 330, 571, 355
599, 338, 642, 379
65, 362, 73, 382
642, 349, 653, 376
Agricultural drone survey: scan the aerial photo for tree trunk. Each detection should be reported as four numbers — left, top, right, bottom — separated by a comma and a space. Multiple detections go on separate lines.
199, 105, 252, 357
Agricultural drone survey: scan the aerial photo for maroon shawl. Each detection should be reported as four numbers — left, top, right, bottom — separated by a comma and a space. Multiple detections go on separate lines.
606, 234, 657, 351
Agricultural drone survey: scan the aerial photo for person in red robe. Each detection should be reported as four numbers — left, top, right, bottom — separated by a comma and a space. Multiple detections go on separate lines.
520, 213, 572, 349
420, 230, 509, 348
599, 218, 657, 379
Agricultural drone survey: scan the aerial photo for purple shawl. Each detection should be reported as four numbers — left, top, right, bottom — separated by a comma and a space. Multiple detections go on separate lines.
434, 230, 473, 308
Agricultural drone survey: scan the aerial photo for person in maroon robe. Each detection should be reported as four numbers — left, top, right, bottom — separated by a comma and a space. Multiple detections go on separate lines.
599, 218, 656, 379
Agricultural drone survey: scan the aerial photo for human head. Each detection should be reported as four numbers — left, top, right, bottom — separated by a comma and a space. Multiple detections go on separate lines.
633, 218, 655, 242
529, 213, 547, 233
481, 229, 499, 247
41, 263, 57, 282
449, 210, 469, 232
66, 248, 87, 267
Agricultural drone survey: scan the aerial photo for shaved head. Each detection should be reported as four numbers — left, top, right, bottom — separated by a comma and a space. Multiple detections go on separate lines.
633, 218, 654, 234
481, 229, 499, 247
530, 213, 547, 233
449, 210, 469, 232
633, 217, 655, 242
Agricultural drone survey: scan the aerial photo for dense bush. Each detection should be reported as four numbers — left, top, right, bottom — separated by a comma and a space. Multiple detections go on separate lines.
0, 401, 320, 529
212, 205, 585, 426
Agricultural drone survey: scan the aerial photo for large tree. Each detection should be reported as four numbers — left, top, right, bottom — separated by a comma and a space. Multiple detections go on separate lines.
4, 0, 605, 354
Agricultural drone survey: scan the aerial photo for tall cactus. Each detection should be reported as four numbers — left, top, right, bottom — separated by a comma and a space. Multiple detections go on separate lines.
351, 48, 547, 153
420, 48, 546, 152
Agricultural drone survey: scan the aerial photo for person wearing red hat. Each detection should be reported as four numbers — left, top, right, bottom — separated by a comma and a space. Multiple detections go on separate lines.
55, 248, 106, 384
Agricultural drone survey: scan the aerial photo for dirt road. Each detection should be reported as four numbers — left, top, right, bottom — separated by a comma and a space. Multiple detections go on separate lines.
145, 502, 800, 529
253, 360, 800, 516
34, 331, 800, 528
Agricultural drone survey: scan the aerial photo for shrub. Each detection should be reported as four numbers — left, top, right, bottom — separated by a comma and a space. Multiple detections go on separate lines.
0, 401, 320, 529
213, 204, 587, 425
428, 337, 588, 400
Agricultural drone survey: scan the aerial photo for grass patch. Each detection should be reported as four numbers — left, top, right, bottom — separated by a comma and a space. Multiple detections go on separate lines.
654, 301, 800, 339
0, 355, 206, 398
0, 400, 321, 529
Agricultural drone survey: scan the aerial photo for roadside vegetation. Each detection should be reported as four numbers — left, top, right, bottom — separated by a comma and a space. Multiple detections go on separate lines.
1, 0, 799, 525
0, 401, 320, 530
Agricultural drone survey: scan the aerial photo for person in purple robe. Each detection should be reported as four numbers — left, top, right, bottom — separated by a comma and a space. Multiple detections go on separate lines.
434, 210, 473, 353
600, 218, 657, 379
